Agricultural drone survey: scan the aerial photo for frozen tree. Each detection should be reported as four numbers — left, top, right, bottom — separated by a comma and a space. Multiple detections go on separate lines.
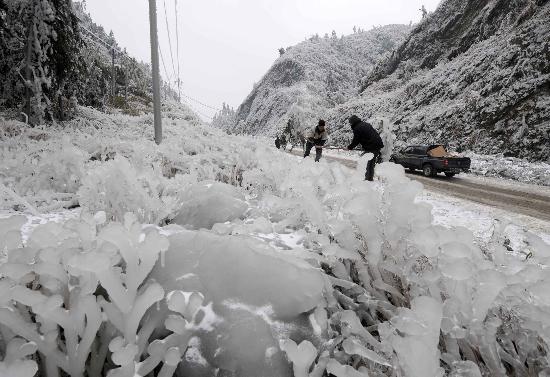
0, 0, 82, 124
353, 25, 357, 33
420, 5, 427, 19
211, 102, 236, 129
378, 118, 396, 162
278, 47, 285, 56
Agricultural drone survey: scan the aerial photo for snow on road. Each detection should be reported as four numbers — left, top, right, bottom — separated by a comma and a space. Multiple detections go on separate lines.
418, 191, 550, 252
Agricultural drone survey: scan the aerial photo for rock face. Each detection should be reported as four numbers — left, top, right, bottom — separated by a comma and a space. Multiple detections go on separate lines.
350, 0, 550, 161
231, 25, 411, 136
234, 0, 550, 161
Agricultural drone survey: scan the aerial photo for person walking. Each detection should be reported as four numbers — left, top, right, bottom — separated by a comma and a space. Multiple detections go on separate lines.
275, 135, 281, 149
347, 115, 384, 181
304, 120, 329, 162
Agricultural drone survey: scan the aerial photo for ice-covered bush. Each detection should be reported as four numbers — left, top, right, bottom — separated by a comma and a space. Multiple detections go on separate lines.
0, 211, 219, 377
171, 181, 249, 229
2, 107, 550, 376
77, 156, 169, 224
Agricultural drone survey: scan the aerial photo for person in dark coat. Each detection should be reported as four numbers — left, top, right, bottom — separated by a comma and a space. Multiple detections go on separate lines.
347, 115, 384, 181
280, 134, 287, 150
304, 120, 329, 162
275, 135, 281, 149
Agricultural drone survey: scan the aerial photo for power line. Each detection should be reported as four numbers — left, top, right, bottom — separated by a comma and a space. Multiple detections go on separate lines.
181, 93, 221, 112
79, 15, 213, 120
188, 104, 214, 120
158, 43, 172, 84
162, 0, 178, 80
174, 0, 182, 101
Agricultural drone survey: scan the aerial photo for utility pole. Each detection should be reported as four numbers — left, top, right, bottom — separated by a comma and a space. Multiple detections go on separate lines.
148, 0, 163, 144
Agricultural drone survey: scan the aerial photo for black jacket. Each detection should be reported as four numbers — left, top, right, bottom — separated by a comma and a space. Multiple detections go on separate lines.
348, 120, 384, 152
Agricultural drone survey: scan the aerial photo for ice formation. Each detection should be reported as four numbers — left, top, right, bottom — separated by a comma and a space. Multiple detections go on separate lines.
1, 108, 550, 376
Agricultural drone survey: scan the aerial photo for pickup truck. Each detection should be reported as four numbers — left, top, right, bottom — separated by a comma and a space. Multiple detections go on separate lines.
390, 145, 471, 177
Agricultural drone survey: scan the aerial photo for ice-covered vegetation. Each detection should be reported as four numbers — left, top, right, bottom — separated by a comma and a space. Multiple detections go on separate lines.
1, 107, 550, 376
468, 152, 550, 187
0, 0, 178, 125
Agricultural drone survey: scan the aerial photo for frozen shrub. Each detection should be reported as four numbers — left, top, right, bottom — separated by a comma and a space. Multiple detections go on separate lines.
78, 156, 168, 224
171, 181, 249, 229
2, 107, 550, 376
0, 211, 207, 377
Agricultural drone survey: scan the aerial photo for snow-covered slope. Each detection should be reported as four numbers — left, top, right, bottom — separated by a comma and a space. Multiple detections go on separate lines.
329, 0, 550, 161
235, 0, 550, 162
231, 25, 411, 136
1, 109, 550, 376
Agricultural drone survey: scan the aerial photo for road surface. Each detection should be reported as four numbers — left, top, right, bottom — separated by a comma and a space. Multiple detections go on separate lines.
293, 151, 550, 222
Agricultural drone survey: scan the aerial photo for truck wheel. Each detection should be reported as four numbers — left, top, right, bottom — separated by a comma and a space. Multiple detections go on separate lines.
423, 164, 435, 177
445, 172, 456, 178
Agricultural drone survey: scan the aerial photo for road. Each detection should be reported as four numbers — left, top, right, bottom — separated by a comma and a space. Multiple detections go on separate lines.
293, 151, 550, 222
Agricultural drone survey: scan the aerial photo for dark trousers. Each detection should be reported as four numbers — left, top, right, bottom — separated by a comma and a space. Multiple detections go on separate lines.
365, 150, 381, 181
304, 142, 322, 162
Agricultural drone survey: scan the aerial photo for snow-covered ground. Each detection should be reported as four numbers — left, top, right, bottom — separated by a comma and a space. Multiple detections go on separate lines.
1, 109, 550, 377
468, 152, 550, 187
418, 191, 550, 253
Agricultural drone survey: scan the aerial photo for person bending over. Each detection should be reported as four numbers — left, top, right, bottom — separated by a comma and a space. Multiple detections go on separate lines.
347, 115, 384, 181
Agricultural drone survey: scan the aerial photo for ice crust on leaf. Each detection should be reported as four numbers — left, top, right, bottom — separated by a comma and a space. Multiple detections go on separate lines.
326, 359, 369, 377
279, 339, 317, 377
172, 181, 248, 229
153, 230, 326, 319
389, 297, 444, 377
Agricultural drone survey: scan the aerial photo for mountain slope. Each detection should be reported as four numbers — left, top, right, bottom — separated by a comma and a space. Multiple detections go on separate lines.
341, 0, 550, 161
235, 0, 550, 161
232, 25, 411, 135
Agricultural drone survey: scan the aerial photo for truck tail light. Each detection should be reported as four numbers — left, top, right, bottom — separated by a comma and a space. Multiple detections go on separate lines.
443, 159, 449, 166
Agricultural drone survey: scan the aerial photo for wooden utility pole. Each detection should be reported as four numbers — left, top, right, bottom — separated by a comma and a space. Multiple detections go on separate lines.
148, 0, 163, 144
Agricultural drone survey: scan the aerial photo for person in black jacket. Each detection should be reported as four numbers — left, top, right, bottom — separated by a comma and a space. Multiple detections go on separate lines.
347, 115, 384, 181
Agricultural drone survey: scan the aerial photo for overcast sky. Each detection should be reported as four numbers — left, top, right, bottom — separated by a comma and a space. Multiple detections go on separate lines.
85, 0, 441, 119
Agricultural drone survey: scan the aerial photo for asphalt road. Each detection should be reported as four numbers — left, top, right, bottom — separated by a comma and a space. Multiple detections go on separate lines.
293, 151, 550, 222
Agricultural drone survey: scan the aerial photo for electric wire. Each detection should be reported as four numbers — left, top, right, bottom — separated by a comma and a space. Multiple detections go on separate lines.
79, 15, 220, 115
162, 0, 178, 80
181, 93, 221, 112
174, 0, 182, 100
158, 43, 173, 85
